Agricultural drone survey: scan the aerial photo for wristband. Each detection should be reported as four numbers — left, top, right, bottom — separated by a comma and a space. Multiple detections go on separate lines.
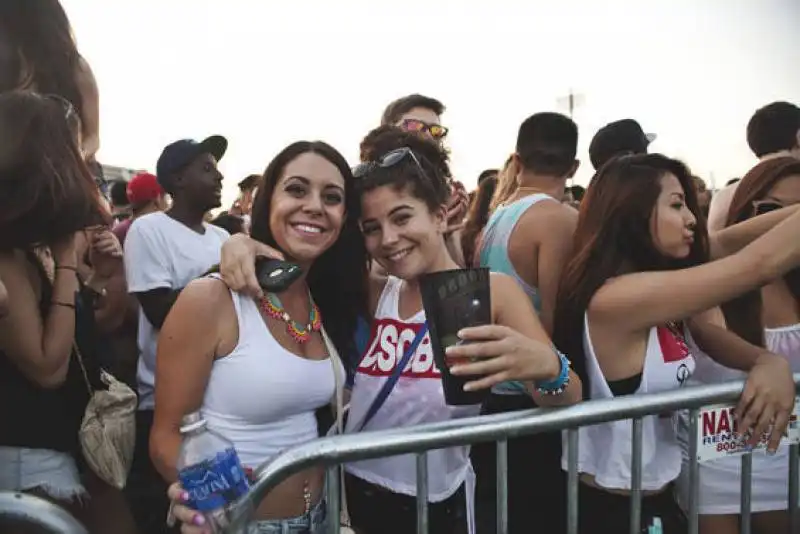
55, 265, 78, 272
535, 347, 571, 396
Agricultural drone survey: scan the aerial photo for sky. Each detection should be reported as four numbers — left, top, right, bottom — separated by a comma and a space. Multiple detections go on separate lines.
63, 0, 800, 209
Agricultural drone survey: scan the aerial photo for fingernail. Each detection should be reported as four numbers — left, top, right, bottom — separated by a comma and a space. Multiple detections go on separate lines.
463, 383, 474, 392
450, 366, 462, 375
767, 448, 777, 456
180, 491, 189, 502
193, 514, 206, 526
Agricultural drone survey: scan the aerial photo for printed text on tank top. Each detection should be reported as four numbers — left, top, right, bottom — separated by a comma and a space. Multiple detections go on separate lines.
358, 318, 438, 378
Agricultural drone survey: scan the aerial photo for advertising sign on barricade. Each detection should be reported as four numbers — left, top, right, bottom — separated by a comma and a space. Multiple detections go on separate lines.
695, 396, 800, 463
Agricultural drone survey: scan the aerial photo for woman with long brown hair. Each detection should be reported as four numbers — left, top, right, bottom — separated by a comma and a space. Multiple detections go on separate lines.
677, 156, 800, 534
460, 174, 498, 267
0, 91, 124, 529
552, 153, 800, 534
0, 0, 100, 162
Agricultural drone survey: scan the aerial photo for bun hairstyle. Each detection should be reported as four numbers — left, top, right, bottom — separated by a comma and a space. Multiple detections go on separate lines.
356, 125, 451, 213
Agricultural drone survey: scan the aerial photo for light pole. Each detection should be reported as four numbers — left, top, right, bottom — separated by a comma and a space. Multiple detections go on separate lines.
557, 89, 585, 119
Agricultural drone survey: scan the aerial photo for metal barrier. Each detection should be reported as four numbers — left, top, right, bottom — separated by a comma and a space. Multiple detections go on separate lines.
0, 492, 88, 533
228, 375, 800, 534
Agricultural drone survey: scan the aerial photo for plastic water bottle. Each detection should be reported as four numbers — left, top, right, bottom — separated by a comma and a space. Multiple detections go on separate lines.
176, 412, 251, 532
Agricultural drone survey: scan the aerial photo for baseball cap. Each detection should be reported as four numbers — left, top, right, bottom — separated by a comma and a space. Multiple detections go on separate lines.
589, 119, 656, 170
156, 135, 228, 183
126, 172, 164, 206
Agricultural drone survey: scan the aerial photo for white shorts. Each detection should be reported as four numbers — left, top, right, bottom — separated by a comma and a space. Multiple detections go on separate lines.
0, 447, 86, 502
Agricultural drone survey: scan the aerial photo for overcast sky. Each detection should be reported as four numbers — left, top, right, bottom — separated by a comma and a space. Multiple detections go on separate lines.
63, 0, 800, 207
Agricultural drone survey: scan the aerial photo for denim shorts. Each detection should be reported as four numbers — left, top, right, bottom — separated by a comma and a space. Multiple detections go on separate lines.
247, 497, 327, 534
0, 447, 86, 502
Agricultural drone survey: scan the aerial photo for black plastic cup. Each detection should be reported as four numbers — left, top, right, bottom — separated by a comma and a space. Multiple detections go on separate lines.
419, 268, 492, 406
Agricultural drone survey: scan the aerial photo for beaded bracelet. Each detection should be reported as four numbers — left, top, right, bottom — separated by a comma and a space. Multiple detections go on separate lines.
535, 347, 571, 396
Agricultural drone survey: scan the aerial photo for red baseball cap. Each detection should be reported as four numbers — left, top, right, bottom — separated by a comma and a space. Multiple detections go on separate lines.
127, 172, 164, 205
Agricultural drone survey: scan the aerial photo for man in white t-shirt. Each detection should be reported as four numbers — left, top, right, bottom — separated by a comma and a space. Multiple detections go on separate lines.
122, 135, 230, 534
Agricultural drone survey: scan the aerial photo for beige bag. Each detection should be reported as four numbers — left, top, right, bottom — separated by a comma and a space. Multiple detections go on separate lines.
321, 328, 357, 534
74, 342, 137, 490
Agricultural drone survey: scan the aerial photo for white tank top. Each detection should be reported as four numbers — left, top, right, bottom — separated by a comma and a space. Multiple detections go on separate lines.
344, 276, 479, 501
201, 283, 342, 469
565, 315, 696, 490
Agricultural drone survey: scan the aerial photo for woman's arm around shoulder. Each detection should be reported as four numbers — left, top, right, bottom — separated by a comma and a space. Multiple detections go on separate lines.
150, 277, 237, 483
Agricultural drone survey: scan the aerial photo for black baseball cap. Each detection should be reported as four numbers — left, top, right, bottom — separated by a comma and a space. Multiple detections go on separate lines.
156, 135, 228, 182
588, 119, 655, 170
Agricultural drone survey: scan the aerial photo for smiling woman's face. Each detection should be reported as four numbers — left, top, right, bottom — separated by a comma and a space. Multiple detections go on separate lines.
359, 184, 447, 280
268, 151, 346, 264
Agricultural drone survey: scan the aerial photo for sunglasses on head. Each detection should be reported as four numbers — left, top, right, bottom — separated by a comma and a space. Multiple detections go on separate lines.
43, 94, 77, 122
753, 201, 784, 216
400, 118, 448, 139
353, 147, 429, 181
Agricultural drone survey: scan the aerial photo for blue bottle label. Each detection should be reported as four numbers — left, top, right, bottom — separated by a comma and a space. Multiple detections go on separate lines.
178, 447, 250, 512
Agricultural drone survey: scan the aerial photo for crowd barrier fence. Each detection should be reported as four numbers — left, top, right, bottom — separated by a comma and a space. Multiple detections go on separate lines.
2, 376, 798, 534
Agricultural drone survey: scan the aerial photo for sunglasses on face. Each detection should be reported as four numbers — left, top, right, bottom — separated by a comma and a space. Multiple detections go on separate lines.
400, 118, 448, 139
753, 201, 784, 216
353, 147, 429, 181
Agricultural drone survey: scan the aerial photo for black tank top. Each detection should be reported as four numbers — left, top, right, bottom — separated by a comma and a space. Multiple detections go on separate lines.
0, 251, 103, 455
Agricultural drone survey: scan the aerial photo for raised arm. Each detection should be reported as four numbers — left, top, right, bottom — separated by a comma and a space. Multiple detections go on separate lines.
0, 239, 79, 388
709, 204, 800, 259
150, 277, 231, 483
447, 273, 582, 406
590, 207, 800, 333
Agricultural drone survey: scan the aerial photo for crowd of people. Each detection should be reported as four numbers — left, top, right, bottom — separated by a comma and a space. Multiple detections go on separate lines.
1, 2, 800, 534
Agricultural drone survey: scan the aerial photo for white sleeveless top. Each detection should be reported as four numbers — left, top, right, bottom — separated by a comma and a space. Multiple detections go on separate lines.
344, 276, 480, 501
200, 283, 343, 469
565, 315, 696, 490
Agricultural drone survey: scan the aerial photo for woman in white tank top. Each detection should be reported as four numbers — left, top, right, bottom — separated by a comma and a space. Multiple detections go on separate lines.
153, 140, 370, 534
340, 126, 582, 534
676, 157, 800, 534
552, 154, 800, 534
166, 129, 582, 534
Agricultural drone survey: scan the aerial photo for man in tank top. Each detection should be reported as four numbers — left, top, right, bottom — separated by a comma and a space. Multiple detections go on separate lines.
473, 112, 580, 534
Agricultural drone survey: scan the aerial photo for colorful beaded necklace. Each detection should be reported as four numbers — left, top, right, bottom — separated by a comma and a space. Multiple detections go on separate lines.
259, 292, 322, 344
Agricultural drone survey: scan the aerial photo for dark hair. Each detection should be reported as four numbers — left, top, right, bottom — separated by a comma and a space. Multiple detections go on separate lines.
552, 154, 709, 397
569, 184, 586, 202
249, 141, 368, 357
109, 180, 130, 207
0, 1, 84, 121
381, 94, 446, 126
209, 213, 246, 235
0, 91, 106, 250
461, 175, 498, 267
722, 157, 800, 347
238, 174, 260, 191
516, 112, 578, 176
477, 169, 498, 185
746, 101, 800, 158
357, 126, 451, 213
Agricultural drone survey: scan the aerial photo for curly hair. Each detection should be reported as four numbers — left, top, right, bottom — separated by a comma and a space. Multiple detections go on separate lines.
356, 125, 451, 214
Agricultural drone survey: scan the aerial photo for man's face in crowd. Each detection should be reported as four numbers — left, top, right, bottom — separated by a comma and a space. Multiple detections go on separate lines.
396, 107, 447, 143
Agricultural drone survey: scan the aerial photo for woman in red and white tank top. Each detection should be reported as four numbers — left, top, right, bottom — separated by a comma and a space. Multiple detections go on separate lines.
552, 154, 800, 534
343, 126, 582, 534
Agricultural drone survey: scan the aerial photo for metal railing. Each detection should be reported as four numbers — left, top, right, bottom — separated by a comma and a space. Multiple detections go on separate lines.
228, 375, 800, 534
0, 492, 88, 533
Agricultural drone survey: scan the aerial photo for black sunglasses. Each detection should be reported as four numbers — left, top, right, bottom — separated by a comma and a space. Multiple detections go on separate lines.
352, 147, 428, 180
754, 201, 783, 216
